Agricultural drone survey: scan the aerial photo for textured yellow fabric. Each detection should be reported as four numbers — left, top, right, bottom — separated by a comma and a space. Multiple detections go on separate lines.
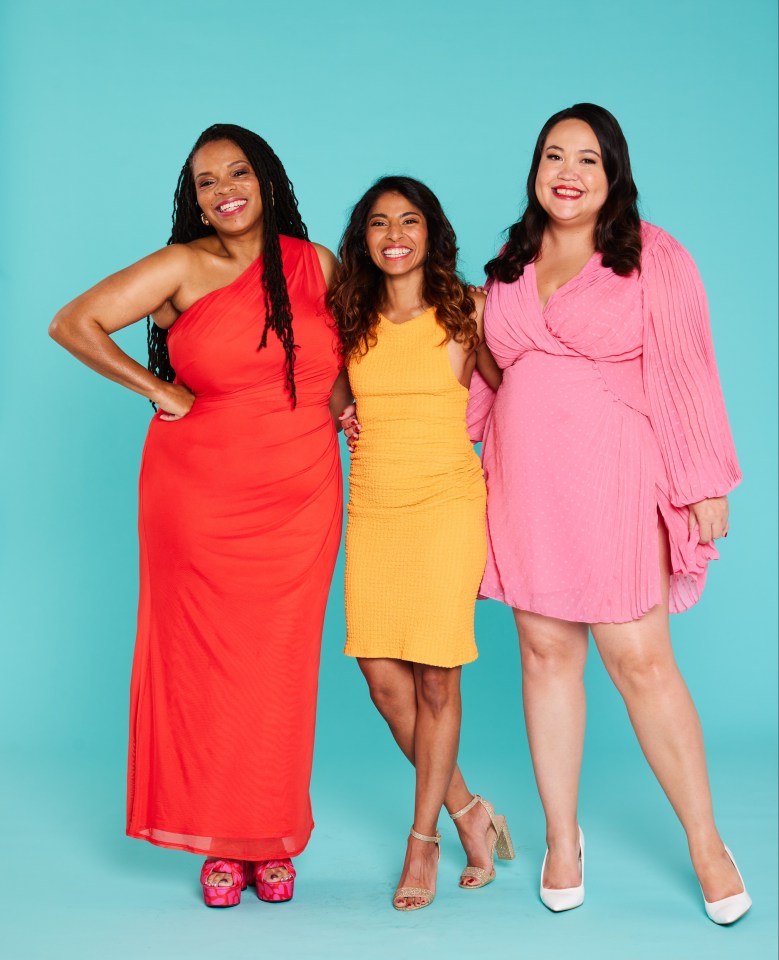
344, 309, 487, 667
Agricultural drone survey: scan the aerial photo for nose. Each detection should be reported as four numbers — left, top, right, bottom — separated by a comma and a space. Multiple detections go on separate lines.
558, 157, 579, 180
214, 177, 236, 195
386, 219, 405, 241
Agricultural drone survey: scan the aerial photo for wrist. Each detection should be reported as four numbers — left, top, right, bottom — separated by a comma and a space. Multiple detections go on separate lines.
148, 378, 174, 407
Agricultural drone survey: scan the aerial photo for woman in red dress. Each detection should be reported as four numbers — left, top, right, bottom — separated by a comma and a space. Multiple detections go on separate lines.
50, 124, 348, 906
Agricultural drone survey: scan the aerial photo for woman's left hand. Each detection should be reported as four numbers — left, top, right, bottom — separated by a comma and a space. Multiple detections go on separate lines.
688, 496, 729, 543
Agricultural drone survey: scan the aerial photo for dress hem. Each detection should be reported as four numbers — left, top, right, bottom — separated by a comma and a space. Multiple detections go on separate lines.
343, 647, 478, 668
126, 824, 313, 860
476, 589, 670, 626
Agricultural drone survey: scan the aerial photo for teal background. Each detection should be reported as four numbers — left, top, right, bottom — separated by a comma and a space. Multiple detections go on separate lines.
2, 0, 776, 957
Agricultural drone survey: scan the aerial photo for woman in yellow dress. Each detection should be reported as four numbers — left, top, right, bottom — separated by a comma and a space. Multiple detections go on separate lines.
327, 176, 507, 911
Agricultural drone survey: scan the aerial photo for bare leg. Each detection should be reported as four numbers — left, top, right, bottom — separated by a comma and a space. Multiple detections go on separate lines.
358, 658, 501, 882
591, 525, 743, 902
515, 611, 589, 889
392, 663, 462, 908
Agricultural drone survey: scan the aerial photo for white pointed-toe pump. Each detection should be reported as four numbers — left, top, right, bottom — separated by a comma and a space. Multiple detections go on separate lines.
703, 846, 752, 925
540, 826, 584, 912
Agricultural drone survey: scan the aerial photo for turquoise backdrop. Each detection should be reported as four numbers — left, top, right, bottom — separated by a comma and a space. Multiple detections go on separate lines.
2, 0, 776, 957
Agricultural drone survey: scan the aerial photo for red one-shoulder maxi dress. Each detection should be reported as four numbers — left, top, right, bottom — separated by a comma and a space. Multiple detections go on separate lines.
127, 236, 343, 860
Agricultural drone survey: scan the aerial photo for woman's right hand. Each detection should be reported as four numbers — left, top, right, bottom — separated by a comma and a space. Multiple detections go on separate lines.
156, 383, 196, 421
338, 404, 361, 453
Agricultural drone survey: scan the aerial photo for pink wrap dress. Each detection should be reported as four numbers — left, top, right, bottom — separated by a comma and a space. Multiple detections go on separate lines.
467, 223, 741, 624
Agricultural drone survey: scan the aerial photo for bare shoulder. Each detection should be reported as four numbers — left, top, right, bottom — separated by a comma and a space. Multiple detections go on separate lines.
469, 288, 487, 338
470, 288, 487, 314
142, 242, 200, 274
311, 242, 338, 286
131, 247, 191, 329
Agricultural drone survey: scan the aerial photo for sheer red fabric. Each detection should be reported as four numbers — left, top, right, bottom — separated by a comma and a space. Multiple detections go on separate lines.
127, 237, 342, 859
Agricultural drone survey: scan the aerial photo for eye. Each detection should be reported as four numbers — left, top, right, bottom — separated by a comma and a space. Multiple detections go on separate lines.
545, 152, 562, 161
403, 217, 419, 225
581, 158, 597, 165
232, 168, 250, 177
368, 219, 387, 228
197, 179, 215, 189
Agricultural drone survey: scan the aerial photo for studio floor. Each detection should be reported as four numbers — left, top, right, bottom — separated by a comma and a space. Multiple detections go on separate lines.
6, 735, 776, 960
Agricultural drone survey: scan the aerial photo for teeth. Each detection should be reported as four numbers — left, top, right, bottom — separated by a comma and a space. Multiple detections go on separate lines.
217, 199, 247, 213
383, 247, 411, 258
553, 188, 583, 197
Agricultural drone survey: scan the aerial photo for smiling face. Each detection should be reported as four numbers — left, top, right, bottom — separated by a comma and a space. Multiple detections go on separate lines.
535, 119, 608, 229
192, 139, 263, 235
364, 192, 429, 277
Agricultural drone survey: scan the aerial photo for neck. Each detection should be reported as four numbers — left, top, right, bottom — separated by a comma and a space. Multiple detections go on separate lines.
542, 220, 596, 257
213, 223, 265, 264
380, 271, 427, 316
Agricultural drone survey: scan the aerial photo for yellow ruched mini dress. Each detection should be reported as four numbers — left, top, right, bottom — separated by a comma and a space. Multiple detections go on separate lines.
344, 308, 487, 667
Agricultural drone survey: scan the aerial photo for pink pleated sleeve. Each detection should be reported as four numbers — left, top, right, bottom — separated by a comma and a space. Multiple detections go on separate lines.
642, 228, 741, 507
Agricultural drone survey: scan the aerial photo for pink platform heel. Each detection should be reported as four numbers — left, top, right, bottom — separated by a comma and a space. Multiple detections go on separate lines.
254, 859, 296, 902
200, 858, 248, 907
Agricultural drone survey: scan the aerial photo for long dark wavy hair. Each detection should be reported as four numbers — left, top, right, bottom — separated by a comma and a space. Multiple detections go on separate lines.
147, 123, 308, 406
327, 176, 477, 361
485, 103, 641, 283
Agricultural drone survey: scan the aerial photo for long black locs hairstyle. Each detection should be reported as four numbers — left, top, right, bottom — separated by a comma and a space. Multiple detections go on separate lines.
147, 123, 308, 406
485, 103, 642, 283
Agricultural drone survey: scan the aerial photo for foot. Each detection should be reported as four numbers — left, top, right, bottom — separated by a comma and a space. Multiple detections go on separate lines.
203, 862, 239, 887
258, 862, 293, 883
205, 872, 232, 886
541, 833, 582, 890
452, 797, 498, 887
394, 834, 440, 909
691, 840, 745, 903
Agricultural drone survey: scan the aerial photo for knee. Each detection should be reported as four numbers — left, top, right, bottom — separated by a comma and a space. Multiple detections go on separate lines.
606, 648, 672, 692
365, 678, 407, 717
416, 668, 459, 718
520, 634, 583, 678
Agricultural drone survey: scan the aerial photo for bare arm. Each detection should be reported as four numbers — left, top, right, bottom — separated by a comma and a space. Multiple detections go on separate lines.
312, 243, 338, 287
329, 369, 354, 431
472, 291, 502, 390
313, 242, 353, 431
49, 245, 196, 416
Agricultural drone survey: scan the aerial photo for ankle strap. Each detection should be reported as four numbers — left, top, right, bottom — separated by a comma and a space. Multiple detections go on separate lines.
450, 794, 482, 821
410, 827, 441, 844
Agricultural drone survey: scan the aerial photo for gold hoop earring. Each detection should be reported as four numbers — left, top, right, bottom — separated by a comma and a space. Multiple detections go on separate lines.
200, 212, 210, 226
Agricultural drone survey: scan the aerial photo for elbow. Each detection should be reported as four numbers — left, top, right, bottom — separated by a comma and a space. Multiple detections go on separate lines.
48, 309, 68, 344
49, 307, 79, 347
488, 368, 503, 390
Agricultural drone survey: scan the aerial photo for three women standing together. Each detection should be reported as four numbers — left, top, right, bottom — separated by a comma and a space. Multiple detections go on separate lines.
50, 104, 750, 925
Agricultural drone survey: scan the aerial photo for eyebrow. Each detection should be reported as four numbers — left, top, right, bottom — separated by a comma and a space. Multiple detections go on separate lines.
194, 160, 249, 178
368, 211, 420, 219
545, 144, 601, 157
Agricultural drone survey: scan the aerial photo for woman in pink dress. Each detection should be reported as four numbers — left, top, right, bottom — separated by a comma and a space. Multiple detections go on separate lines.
468, 103, 751, 924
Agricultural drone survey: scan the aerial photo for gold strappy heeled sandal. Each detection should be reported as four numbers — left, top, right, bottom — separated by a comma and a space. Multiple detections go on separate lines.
450, 794, 515, 889
393, 828, 441, 911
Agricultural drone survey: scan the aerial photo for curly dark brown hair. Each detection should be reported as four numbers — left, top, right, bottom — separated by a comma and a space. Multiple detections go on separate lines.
485, 103, 642, 283
327, 176, 477, 361
147, 123, 307, 407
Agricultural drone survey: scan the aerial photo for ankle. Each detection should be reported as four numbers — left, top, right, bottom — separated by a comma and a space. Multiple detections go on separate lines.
410, 825, 439, 841
545, 822, 580, 850
688, 833, 726, 861
445, 789, 475, 818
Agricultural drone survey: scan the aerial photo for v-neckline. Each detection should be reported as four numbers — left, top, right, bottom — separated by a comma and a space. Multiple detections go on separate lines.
531, 252, 598, 314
